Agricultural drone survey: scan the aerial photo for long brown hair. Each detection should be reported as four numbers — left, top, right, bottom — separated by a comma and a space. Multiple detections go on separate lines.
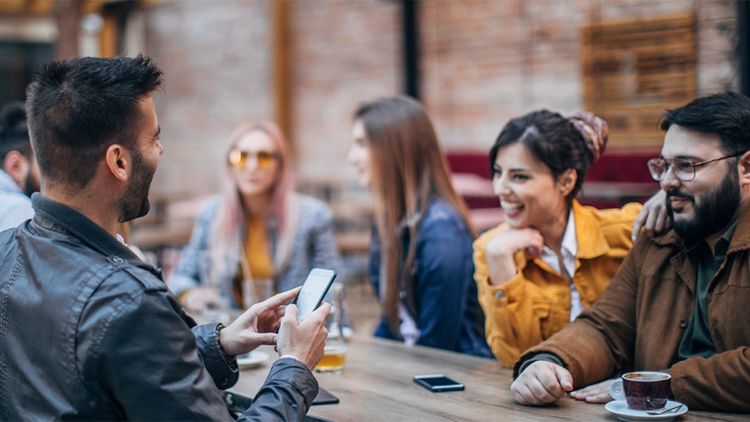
354, 96, 474, 335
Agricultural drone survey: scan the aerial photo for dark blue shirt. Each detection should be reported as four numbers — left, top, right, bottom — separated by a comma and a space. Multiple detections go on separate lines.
369, 199, 493, 358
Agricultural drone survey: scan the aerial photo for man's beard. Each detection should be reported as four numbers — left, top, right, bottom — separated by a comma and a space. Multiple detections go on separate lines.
119, 150, 156, 223
667, 170, 740, 243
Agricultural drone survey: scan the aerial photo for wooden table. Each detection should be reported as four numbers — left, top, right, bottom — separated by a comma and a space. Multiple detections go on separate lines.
233, 336, 745, 421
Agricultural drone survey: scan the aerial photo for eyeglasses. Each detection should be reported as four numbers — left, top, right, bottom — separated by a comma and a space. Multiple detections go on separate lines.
647, 151, 746, 182
227, 149, 278, 170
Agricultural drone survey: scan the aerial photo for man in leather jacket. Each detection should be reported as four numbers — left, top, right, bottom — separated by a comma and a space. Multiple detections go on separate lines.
0, 55, 330, 421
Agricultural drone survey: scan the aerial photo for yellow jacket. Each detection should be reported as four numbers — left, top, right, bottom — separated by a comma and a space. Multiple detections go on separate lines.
473, 200, 641, 367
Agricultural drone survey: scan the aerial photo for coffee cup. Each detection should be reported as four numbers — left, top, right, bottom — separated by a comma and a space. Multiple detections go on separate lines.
609, 371, 671, 410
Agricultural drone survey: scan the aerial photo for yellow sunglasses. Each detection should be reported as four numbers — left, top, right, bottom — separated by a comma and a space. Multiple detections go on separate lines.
227, 149, 278, 169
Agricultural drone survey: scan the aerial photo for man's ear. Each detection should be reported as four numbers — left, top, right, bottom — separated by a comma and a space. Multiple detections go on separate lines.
3, 150, 29, 187
557, 168, 578, 197
104, 144, 131, 182
738, 151, 750, 187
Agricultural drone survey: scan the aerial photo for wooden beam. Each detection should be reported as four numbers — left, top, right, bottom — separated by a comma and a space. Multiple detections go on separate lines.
99, 10, 118, 57
54, 0, 82, 59
271, 0, 292, 149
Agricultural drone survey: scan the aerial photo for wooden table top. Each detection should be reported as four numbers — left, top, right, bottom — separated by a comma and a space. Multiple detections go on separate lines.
232, 335, 746, 421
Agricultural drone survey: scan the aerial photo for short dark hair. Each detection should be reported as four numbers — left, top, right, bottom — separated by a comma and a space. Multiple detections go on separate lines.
489, 109, 599, 201
26, 55, 163, 189
661, 91, 750, 154
0, 102, 31, 162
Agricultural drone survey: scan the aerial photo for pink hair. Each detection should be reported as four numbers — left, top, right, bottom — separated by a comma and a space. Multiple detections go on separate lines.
209, 121, 296, 284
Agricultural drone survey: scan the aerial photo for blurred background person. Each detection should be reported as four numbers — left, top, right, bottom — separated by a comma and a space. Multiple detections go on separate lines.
170, 122, 341, 313
473, 110, 644, 367
347, 95, 492, 358
0, 102, 40, 231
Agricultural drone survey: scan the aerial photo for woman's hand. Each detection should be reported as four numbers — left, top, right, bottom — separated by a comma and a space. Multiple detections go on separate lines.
484, 228, 543, 286
632, 190, 669, 242
219, 287, 301, 356
181, 287, 223, 312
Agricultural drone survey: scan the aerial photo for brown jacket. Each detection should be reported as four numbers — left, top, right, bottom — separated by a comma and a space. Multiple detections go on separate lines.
517, 208, 750, 412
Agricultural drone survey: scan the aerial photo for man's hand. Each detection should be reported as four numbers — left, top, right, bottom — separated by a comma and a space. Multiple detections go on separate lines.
276, 302, 330, 369
511, 361, 573, 405
219, 287, 301, 357
632, 190, 669, 241
569, 378, 615, 403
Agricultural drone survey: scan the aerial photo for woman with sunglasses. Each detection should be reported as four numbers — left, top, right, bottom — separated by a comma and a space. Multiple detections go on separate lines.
347, 96, 493, 358
171, 122, 341, 312
473, 110, 656, 369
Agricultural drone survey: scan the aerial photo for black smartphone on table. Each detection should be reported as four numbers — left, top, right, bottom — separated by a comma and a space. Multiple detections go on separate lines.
225, 389, 339, 419
293, 268, 337, 321
413, 374, 465, 392
312, 386, 339, 405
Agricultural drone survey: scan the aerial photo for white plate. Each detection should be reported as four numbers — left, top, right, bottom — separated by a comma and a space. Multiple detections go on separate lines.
605, 400, 687, 421
237, 351, 269, 369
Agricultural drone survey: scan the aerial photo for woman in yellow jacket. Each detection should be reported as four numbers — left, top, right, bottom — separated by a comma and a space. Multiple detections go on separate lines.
474, 109, 646, 368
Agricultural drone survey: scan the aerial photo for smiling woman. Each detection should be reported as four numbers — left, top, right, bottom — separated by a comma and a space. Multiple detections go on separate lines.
473, 110, 643, 367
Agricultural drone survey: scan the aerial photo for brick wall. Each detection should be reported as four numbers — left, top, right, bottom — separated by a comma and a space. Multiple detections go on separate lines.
421, 0, 738, 152
290, 0, 400, 187
144, 0, 273, 199
141, 0, 737, 200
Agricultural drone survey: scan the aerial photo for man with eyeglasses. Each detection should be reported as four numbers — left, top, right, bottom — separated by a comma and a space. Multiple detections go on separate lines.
510, 92, 750, 412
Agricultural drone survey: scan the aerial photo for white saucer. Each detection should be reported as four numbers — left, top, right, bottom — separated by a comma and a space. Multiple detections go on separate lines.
605, 400, 687, 421
237, 351, 269, 369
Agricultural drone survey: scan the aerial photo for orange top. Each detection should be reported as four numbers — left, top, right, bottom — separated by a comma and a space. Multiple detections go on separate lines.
232, 216, 274, 307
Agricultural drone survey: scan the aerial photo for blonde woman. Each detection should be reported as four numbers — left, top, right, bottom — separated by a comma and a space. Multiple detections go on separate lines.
347, 96, 492, 358
171, 122, 340, 311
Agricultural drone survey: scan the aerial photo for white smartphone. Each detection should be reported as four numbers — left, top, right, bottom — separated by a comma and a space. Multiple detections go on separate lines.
293, 268, 337, 321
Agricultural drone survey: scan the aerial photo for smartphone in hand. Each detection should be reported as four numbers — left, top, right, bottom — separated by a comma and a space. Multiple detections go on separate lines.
293, 268, 336, 321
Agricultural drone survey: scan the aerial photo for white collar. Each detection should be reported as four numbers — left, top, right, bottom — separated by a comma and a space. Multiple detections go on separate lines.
541, 210, 577, 258
560, 209, 577, 257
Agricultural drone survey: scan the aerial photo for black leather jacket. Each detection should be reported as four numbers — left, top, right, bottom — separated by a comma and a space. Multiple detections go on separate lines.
0, 194, 318, 420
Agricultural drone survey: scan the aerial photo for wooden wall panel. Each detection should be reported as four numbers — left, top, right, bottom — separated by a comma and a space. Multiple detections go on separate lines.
581, 14, 696, 149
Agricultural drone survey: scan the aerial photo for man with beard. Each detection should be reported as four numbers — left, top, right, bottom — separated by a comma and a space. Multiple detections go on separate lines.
510, 92, 750, 412
0, 56, 330, 421
0, 102, 40, 230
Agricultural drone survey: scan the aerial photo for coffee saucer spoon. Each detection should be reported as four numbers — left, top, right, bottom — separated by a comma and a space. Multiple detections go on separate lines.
646, 404, 684, 415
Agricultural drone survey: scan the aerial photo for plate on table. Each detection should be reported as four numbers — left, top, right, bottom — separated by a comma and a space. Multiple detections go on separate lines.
605, 400, 687, 421
237, 351, 269, 369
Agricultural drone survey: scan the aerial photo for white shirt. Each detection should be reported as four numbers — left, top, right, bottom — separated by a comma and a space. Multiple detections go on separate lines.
0, 169, 33, 232
539, 211, 584, 321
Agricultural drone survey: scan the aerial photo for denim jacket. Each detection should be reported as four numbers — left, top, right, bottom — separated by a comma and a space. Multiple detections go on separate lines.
370, 199, 493, 358
170, 194, 341, 305
0, 194, 318, 421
